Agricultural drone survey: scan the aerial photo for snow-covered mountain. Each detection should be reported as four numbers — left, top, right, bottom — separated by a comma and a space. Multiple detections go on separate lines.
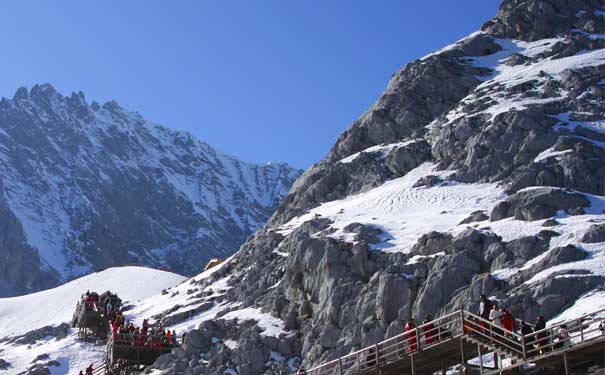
127, 0, 603, 373
1, 0, 604, 374
0, 86, 302, 297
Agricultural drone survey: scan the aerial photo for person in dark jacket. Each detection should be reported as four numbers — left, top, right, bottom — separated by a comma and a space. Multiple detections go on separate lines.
365, 347, 377, 368
521, 321, 533, 355
534, 315, 548, 354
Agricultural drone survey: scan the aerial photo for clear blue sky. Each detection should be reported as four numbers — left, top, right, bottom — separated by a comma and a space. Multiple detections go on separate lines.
0, 1, 500, 169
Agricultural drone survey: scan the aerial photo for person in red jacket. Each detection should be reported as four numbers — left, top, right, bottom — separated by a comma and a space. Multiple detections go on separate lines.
501, 309, 515, 337
423, 315, 437, 345
404, 318, 418, 352
85, 364, 93, 375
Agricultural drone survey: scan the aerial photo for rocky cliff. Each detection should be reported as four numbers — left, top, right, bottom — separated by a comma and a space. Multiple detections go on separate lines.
142, 1, 605, 374
0, 86, 301, 296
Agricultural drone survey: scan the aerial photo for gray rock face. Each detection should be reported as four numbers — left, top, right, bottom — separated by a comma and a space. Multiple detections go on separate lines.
0, 180, 59, 296
143, 1, 605, 374
490, 187, 590, 221
411, 231, 452, 256
0, 359, 11, 370
459, 211, 489, 225
581, 224, 605, 243
481, 0, 604, 41
6, 323, 70, 345
0, 85, 301, 296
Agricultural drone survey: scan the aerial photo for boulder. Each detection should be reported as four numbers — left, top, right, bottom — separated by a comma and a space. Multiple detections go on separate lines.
319, 324, 340, 348
0, 359, 11, 370
530, 245, 587, 272
384, 140, 432, 177
183, 329, 211, 355
411, 231, 452, 255
343, 223, 382, 244
413, 175, 444, 188
412, 251, 481, 318
581, 224, 605, 243
26, 364, 51, 375
490, 188, 590, 221
542, 218, 559, 227
375, 274, 414, 323
459, 210, 489, 225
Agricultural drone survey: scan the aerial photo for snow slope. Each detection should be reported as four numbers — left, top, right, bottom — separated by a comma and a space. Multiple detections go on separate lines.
0, 267, 185, 338
0, 263, 286, 375
279, 162, 506, 253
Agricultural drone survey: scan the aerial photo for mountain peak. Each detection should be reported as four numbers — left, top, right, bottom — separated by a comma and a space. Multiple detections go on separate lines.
30, 83, 59, 99
0, 84, 303, 297
481, 0, 604, 41
12, 86, 28, 101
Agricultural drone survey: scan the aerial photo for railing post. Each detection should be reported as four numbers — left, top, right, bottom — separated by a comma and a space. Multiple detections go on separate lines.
338, 358, 342, 375
578, 318, 584, 342
521, 333, 526, 360
550, 327, 555, 352
375, 343, 381, 375
415, 326, 420, 351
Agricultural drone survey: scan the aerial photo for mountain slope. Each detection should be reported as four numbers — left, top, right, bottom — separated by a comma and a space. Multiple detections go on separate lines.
129, 1, 604, 374
1, 0, 603, 374
0, 267, 185, 374
0, 86, 302, 297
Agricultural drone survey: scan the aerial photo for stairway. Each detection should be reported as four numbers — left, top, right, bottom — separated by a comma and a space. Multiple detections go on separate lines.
461, 330, 524, 363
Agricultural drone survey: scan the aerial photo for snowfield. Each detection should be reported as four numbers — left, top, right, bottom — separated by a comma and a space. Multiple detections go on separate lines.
0, 267, 185, 375
0, 258, 286, 375
279, 162, 507, 253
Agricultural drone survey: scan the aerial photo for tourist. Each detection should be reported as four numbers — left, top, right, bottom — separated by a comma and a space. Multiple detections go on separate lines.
423, 315, 437, 344
404, 318, 418, 352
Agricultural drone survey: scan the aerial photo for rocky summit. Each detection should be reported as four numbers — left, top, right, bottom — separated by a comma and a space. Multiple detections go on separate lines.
136, 0, 604, 374
0, 85, 301, 297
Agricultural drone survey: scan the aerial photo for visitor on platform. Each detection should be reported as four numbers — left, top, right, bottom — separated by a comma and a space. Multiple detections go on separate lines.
521, 321, 533, 354
478, 294, 493, 321
423, 315, 437, 344
489, 303, 504, 327
534, 315, 549, 354
404, 318, 418, 352
501, 308, 514, 336
556, 324, 570, 349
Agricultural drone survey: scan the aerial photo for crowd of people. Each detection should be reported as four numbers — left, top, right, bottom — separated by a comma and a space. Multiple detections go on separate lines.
112, 317, 179, 349
391, 294, 590, 358
79, 290, 179, 349
474, 294, 582, 355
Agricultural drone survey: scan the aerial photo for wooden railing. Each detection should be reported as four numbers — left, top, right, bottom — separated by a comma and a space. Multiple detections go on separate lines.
300, 308, 605, 375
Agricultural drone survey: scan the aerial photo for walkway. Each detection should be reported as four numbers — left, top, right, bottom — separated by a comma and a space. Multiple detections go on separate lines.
301, 308, 605, 375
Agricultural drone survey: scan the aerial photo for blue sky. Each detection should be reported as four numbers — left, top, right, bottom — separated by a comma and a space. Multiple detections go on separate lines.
0, 1, 500, 168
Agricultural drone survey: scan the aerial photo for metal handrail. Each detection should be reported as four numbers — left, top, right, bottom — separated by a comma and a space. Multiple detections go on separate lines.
298, 307, 605, 375
108, 329, 178, 348
303, 309, 463, 375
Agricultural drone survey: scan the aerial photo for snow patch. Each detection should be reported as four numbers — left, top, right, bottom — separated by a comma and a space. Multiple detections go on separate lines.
279, 163, 505, 254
